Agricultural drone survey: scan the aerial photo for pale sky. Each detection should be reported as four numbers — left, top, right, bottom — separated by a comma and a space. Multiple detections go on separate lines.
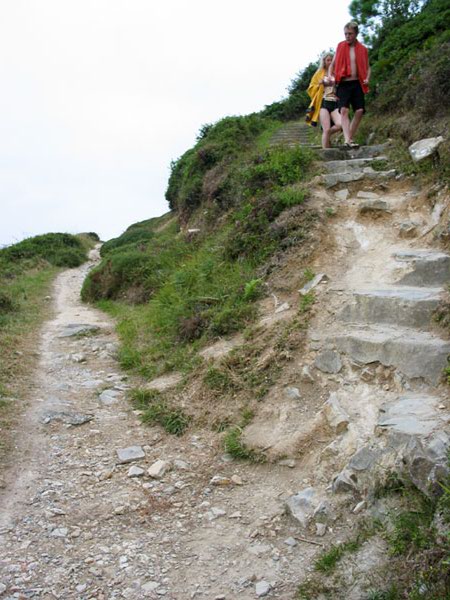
0, 0, 351, 246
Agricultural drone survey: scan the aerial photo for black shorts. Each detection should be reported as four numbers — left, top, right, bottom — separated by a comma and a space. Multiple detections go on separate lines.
337, 80, 365, 113
321, 99, 338, 114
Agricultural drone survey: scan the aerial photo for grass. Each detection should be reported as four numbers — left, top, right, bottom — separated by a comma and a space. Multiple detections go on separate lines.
314, 523, 377, 574
130, 388, 190, 436
85, 172, 318, 381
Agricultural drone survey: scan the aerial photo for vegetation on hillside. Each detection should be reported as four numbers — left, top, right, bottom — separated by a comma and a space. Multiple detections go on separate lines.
82, 135, 317, 379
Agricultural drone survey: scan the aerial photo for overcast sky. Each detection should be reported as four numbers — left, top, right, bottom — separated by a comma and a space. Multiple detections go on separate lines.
0, 0, 351, 247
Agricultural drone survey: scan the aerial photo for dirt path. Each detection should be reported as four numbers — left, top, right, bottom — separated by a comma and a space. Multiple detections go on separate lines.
0, 249, 322, 599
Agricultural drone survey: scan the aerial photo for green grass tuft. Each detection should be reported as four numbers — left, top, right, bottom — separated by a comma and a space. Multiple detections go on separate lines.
130, 388, 190, 436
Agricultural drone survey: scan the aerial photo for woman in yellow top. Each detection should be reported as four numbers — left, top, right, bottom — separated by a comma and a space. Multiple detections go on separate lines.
306, 53, 342, 149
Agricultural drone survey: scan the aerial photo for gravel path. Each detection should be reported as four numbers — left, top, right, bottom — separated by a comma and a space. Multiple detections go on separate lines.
0, 249, 317, 600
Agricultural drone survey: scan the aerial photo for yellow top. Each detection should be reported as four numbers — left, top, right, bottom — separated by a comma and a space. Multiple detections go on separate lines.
306, 67, 325, 127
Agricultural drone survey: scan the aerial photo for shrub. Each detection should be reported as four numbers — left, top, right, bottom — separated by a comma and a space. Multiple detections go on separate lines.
165, 114, 272, 213
243, 146, 314, 193
0, 233, 86, 268
0, 291, 17, 314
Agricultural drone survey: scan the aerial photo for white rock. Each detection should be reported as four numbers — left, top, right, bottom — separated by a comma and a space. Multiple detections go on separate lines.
255, 580, 271, 597
117, 446, 145, 464
315, 523, 327, 537
71, 353, 87, 363
275, 302, 290, 314
300, 365, 315, 383
210, 475, 231, 486
148, 460, 170, 479
208, 507, 226, 520
409, 136, 444, 162
278, 459, 296, 468
142, 581, 159, 594
99, 389, 122, 405
0, 584, 6, 594
335, 188, 349, 201
76, 584, 87, 593
284, 537, 297, 547
285, 387, 301, 400
50, 527, 68, 538
128, 466, 145, 478
174, 459, 190, 470
353, 500, 367, 514
322, 393, 349, 434
299, 273, 328, 295
356, 190, 379, 199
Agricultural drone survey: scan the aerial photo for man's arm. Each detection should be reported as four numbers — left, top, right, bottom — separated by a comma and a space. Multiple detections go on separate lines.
363, 64, 371, 85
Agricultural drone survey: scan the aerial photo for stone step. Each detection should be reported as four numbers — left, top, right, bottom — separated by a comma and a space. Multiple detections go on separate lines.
331, 323, 450, 384
320, 169, 396, 188
319, 144, 387, 161
323, 157, 388, 174
332, 394, 449, 498
339, 287, 443, 329
393, 250, 450, 287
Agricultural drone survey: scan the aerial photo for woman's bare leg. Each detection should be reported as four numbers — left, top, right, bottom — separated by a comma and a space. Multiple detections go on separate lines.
319, 109, 331, 149
329, 109, 342, 144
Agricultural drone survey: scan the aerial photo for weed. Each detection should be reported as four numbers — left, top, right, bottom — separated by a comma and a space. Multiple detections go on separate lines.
303, 267, 315, 282
223, 426, 263, 461
388, 504, 434, 556
243, 278, 264, 302
314, 521, 378, 574
365, 586, 400, 600
130, 388, 190, 435
325, 207, 335, 217
299, 292, 315, 313
373, 472, 405, 499
203, 367, 235, 392
297, 578, 334, 599
273, 186, 307, 209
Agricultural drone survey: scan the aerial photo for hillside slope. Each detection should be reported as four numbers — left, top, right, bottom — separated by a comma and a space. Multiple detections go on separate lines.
76, 1, 450, 595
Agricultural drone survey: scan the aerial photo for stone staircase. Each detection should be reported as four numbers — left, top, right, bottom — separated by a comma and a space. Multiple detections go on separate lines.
307, 147, 450, 499
319, 143, 396, 187
269, 121, 317, 148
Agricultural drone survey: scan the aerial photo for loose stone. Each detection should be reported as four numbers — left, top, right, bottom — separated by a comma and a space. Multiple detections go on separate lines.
255, 580, 271, 597
210, 475, 232, 486
128, 466, 145, 478
284, 537, 297, 547
148, 460, 170, 479
116, 446, 145, 464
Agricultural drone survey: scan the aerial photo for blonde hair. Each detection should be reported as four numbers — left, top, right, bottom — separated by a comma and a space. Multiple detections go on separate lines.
321, 53, 334, 69
344, 21, 359, 34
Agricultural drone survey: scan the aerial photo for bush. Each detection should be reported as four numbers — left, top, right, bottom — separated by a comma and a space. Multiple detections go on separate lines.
0, 233, 86, 268
243, 146, 314, 193
165, 114, 272, 214
0, 291, 17, 314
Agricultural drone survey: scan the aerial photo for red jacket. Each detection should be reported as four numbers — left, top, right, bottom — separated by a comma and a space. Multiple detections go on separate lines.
334, 40, 369, 94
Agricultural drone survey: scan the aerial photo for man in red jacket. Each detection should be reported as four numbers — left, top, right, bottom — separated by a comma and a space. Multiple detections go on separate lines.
328, 21, 371, 148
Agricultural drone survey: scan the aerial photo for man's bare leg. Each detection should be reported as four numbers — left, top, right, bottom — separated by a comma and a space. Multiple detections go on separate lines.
350, 108, 364, 141
340, 107, 352, 143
